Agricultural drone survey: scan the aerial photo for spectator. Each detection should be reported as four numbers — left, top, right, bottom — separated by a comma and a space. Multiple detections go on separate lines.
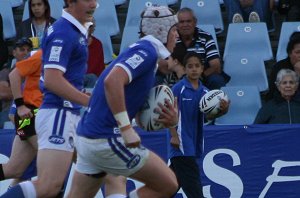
169, 52, 229, 197
223, 0, 275, 30
0, 38, 32, 128
255, 69, 300, 124
17, 0, 56, 49
266, 31, 300, 100
0, 13, 9, 70
173, 7, 230, 90
84, 18, 105, 88
276, 0, 300, 21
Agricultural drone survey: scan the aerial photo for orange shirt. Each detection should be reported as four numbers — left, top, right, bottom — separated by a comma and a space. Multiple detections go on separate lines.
15, 50, 43, 108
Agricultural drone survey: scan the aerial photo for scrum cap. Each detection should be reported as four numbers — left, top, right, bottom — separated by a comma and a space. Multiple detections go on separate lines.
140, 5, 178, 44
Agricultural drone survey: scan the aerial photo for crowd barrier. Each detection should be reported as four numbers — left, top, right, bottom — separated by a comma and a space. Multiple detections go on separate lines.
1, 124, 300, 197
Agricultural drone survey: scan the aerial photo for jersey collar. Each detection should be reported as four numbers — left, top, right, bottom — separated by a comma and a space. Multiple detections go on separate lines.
141, 35, 170, 59
62, 9, 90, 38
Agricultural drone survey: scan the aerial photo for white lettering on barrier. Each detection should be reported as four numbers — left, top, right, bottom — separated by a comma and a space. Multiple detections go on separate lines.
202, 149, 243, 198
259, 160, 300, 198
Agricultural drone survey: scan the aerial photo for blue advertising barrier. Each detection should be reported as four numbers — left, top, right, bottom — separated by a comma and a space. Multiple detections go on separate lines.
1, 125, 300, 197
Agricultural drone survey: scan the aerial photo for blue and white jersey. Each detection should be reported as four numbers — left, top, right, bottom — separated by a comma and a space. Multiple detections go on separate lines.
77, 35, 170, 138
169, 77, 209, 158
40, 10, 89, 113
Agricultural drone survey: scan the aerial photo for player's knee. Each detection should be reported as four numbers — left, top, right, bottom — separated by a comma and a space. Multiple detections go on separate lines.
35, 179, 64, 198
164, 178, 178, 197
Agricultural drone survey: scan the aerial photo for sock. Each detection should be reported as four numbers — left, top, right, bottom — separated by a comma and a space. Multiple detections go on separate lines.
19, 181, 37, 198
0, 184, 25, 198
128, 190, 140, 198
106, 194, 127, 198
0, 164, 5, 180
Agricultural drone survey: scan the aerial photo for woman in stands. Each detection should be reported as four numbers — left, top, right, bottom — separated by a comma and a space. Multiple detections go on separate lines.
255, 69, 300, 124
267, 31, 300, 100
17, 0, 55, 49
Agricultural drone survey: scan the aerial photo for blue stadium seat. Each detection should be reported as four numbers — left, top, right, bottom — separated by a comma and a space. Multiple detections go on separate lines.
120, 25, 140, 53
114, 0, 127, 6
22, 0, 64, 21
180, 0, 224, 34
167, 0, 178, 5
0, 0, 16, 39
198, 24, 219, 53
125, 0, 169, 28
214, 86, 262, 125
276, 22, 300, 61
223, 55, 269, 92
223, 22, 273, 61
9, 0, 23, 7
94, 0, 120, 36
93, 28, 114, 64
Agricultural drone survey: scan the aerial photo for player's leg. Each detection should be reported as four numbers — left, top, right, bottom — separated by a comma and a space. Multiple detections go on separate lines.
105, 175, 127, 198
34, 149, 74, 197
1, 135, 37, 180
66, 170, 105, 198
170, 156, 203, 198
129, 151, 178, 198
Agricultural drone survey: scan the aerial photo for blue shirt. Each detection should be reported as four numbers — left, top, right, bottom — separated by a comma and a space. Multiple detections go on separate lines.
77, 35, 170, 138
40, 10, 89, 113
169, 77, 209, 158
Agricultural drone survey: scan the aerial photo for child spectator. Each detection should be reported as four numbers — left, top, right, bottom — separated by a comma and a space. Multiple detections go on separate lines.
169, 52, 229, 197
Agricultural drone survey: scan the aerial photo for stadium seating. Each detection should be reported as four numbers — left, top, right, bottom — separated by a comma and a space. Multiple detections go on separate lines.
167, 0, 178, 5
22, 0, 64, 21
223, 22, 273, 61
9, 0, 23, 7
93, 28, 114, 64
125, 0, 169, 28
214, 86, 262, 125
180, 0, 224, 34
114, 0, 127, 6
0, 0, 16, 39
94, 0, 120, 36
223, 55, 269, 92
119, 25, 140, 53
276, 22, 300, 61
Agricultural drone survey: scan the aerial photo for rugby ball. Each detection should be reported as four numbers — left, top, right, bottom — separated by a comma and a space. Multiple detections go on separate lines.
199, 89, 228, 116
137, 85, 175, 131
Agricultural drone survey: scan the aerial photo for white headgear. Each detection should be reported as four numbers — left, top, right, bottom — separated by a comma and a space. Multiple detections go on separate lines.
140, 5, 178, 44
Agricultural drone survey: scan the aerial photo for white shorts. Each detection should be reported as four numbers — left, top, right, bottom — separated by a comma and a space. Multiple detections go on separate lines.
35, 108, 80, 152
75, 136, 149, 177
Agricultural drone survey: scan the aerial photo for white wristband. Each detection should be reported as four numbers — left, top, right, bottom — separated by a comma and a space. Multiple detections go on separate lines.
114, 111, 131, 128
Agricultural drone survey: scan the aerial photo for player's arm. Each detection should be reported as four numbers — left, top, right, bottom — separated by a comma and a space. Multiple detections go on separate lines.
44, 68, 89, 106
104, 66, 141, 148
9, 68, 32, 119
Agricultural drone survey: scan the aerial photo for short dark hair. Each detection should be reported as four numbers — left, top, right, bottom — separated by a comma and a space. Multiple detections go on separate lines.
14, 37, 33, 49
63, 0, 77, 8
182, 51, 204, 67
287, 31, 300, 54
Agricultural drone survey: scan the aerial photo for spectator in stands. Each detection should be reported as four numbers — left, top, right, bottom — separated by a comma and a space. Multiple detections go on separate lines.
255, 69, 300, 124
0, 13, 9, 70
17, 0, 55, 49
276, 0, 300, 21
223, 0, 275, 30
84, 18, 105, 88
267, 31, 300, 100
172, 7, 230, 90
0, 38, 33, 129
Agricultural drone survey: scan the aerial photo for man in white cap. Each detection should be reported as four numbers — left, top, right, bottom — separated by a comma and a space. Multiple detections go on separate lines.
66, 5, 179, 198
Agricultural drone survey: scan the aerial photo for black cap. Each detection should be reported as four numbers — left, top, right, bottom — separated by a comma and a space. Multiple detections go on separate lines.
14, 37, 33, 49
